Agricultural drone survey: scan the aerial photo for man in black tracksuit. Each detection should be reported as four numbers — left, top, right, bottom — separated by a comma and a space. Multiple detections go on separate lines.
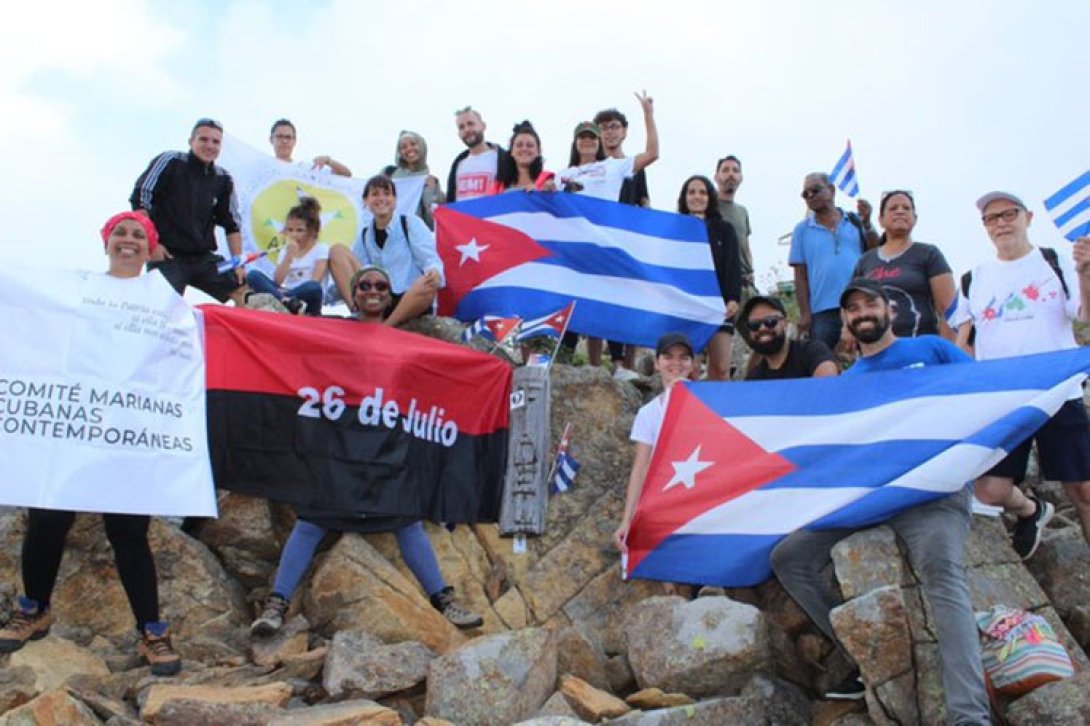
130, 118, 246, 301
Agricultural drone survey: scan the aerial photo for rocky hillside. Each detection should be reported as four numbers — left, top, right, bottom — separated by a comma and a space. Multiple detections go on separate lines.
1, 356, 1090, 724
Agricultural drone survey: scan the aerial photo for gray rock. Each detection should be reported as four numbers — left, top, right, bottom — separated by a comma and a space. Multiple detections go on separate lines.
534, 691, 578, 719
1005, 672, 1090, 725
607, 675, 809, 726
829, 586, 912, 684
322, 632, 434, 699
514, 718, 590, 726
625, 596, 771, 698
832, 527, 905, 599
154, 699, 284, 726
1025, 525, 1090, 618
425, 627, 557, 726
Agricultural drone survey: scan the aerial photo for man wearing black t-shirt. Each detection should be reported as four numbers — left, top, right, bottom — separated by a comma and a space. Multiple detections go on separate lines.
740, 296, 839, 380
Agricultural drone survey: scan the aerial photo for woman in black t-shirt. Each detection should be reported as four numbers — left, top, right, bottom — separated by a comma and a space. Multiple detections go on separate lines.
677, 175, 742, 379
852, 191, 956, 339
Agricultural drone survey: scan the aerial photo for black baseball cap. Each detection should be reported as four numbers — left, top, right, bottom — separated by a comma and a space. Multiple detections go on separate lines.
738, 295, 787, 325
656, 332, 693, 357
839, 278, 889, 308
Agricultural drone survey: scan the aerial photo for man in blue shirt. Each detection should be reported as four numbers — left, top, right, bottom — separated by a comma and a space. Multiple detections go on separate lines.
789, 173, 878, 350
771, 278, 989, 723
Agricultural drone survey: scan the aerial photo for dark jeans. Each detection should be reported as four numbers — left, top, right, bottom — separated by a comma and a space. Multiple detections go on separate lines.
246, 270, 324, 315
22, 509, 160, 630
148, 252, 241, 302
809, 309, 843, 351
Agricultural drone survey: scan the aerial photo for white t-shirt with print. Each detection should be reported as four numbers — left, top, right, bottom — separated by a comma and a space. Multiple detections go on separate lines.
954, 246, 1079, 361
455, 149, 498, 201
282, 242, 330, 287
558, 156, 636, 201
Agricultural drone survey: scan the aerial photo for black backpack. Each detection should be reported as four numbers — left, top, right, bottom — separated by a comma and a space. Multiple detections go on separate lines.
363, 215, 411, 246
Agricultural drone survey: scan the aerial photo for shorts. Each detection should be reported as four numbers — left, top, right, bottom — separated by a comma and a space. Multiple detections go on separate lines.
149, 253, 242, 302
986, 399, 1090, 482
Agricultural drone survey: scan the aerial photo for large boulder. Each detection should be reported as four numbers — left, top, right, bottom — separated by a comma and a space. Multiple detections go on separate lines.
624, 596, 771, 697
0, 689, 100, 725
1026, 525, 1090, 619
1005, 671, 1090, 725
193, 493, 292, 590
425, 627, 557, 725
321, 631, 434, 699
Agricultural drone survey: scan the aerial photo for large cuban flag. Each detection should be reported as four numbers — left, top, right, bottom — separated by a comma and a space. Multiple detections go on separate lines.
435, 192, 726, 350
623, 348, 1090, 587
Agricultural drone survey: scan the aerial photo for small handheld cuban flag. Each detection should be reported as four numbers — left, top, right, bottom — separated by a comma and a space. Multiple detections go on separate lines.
461, 315, 521, 344
549, 422, 579, 494
829, 139, 860, 198
1044, 170, 1090, 242
516, 301, 575, 341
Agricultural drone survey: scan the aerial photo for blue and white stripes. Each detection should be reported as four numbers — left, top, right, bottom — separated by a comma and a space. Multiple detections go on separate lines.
830, 139, 860, 198
1045, 170, 1090, 242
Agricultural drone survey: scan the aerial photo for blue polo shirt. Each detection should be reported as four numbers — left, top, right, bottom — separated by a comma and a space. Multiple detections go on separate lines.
788, 210, 865, 314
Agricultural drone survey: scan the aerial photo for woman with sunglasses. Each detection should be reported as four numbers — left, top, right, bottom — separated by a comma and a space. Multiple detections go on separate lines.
492, 121, 556, 193
677, 175, 741, 380
851, 191, 956, 339
250, 265, 483, 635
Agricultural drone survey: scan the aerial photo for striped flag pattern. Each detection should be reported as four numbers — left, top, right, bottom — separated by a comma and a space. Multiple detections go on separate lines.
552, 451, 581, 494
830, 139, 860, 198
516, 302, 575, 341
1044, 170, 1090, 242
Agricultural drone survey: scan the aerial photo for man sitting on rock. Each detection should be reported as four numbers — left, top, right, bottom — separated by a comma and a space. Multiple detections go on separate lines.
738, 295, 839, 381
770, 279, 990, 723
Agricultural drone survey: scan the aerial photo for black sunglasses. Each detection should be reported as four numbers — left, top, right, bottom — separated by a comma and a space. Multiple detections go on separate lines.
746, 315, 784, 332
357, 280, 389, 292
801, 184, 827, 200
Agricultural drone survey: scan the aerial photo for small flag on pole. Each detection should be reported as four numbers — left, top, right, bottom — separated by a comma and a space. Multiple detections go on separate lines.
829, 139, 860, 198
548, 422, 579, 494
516, 302, 576, 341
1044, 170, 1090, 242
461, 315, 521, 344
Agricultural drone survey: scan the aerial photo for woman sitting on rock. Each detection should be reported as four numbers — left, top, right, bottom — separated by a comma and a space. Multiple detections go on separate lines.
245, 196, 329, 315
251, 266, 482, 636
0, 211, 181, 676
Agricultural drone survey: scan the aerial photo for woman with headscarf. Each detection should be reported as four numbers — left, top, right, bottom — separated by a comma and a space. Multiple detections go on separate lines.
384, 131, 444, 229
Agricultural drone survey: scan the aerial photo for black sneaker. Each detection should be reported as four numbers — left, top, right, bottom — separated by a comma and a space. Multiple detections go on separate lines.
1011, 495, 1055, 560
824, 673, 866, 701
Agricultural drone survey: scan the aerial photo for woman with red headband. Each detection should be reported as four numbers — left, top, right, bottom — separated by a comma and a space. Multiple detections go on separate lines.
0, 212, 182, 676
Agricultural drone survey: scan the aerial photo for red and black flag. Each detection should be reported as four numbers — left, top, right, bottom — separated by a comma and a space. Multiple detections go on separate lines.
201, 306, 511, 524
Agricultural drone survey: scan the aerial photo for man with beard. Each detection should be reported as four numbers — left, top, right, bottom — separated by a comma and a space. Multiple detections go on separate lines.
715, 156, 755, 296
789, 173, 879, 350
740, 295, 838, 380
445, 107, 509, 202
770, 278, 988, 721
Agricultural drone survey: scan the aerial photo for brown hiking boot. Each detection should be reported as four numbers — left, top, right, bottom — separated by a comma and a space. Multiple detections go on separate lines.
0, 597, 52, 653
429, 586, 483, 629
138, 621, 182, 676
250, 593, 289, 637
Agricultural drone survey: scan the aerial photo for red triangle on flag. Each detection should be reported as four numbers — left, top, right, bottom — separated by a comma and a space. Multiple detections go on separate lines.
625, 383, 796, 573
435, 207, 552, 316
485, 316, 520, 342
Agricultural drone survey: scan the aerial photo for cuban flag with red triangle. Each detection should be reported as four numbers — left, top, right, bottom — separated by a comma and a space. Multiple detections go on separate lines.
435, 192, 725, 350
624, 348, 1090, 586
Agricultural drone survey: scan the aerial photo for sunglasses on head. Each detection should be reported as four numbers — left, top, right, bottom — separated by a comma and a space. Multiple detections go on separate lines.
357, 280, 389, 292
746, 315, 784, 332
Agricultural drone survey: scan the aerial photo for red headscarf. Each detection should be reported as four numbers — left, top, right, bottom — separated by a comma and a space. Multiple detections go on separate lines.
100, 211, 159, 252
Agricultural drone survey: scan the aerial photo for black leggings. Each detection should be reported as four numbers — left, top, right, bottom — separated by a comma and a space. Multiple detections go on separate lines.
22, 509, 160, 630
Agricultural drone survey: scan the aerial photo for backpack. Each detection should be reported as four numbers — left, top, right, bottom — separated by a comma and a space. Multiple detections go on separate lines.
844, 211, 872, 252
977, 605, 1074, 697
363, 215, 411, 246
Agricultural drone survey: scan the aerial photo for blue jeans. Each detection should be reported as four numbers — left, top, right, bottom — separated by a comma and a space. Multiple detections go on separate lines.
271, 520, 446, 599
809, 309, 843, 351
246, 270, 323, 315
770, 486, 989, 725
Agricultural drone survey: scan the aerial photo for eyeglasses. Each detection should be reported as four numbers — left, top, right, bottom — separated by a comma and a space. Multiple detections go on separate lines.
746, 315, 784, 332
982, 207, 1022, 226
193, 117, 223, 131
357, 280, 389, 293
801, 184, 827, 200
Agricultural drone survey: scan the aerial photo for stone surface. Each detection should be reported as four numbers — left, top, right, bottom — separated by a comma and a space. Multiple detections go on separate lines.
425, 627, 557, 726
65, 685, 137, 722
624, 688, 694, 709
304, 534, 465, 654
266, 699, 403, 725
1026, 525, 1090, 618
9, 637, 110, 692
625, 596, 771, 698
829, 586, 912, 684
155, 699, 285, 725
250, 615, 310, 667
0, 667, 37, 716
534, 691, 578, 719
322, 632, 434, 699
141, 682, 293, 721
557, 674, 629, 721
605, 655, 635, 695
608, 676, 809, 725
515, 719, 589, 726
555, 627, 611, 692
1005, 672, 1090, 724
0, 689, 100, 725
194, 492, 287, 589
812, 699, 866, 726
832, 527, 905, 599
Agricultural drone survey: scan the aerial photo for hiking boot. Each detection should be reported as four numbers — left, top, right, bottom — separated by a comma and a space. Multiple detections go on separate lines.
250, 593, 289, 637
0, 597, 52, 653
430, 586, 483, 629
824, 672, 866, 701
1011, 495, 1054, 560
138, 621, 182, 676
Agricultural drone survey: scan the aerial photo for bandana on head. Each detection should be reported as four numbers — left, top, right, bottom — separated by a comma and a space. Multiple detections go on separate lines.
100, 212, 159, 252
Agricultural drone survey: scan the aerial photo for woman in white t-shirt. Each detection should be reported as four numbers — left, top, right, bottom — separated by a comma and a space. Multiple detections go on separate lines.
614, 333, 695, 550
246, 196, 330, 315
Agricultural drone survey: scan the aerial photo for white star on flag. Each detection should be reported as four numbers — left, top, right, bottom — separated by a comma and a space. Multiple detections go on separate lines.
455, 238, 489, 266
663, 445, 713, 492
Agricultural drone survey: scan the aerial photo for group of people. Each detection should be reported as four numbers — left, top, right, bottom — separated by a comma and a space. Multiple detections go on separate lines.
1, 103, 1088, 723
617, 182, 1090, 722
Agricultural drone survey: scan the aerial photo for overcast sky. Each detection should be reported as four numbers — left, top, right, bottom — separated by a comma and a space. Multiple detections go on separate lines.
4, 0, 1088, 293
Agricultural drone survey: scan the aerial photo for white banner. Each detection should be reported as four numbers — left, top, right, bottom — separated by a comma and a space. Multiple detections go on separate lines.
0, 266, 216, 516
218, 134, 425, 276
